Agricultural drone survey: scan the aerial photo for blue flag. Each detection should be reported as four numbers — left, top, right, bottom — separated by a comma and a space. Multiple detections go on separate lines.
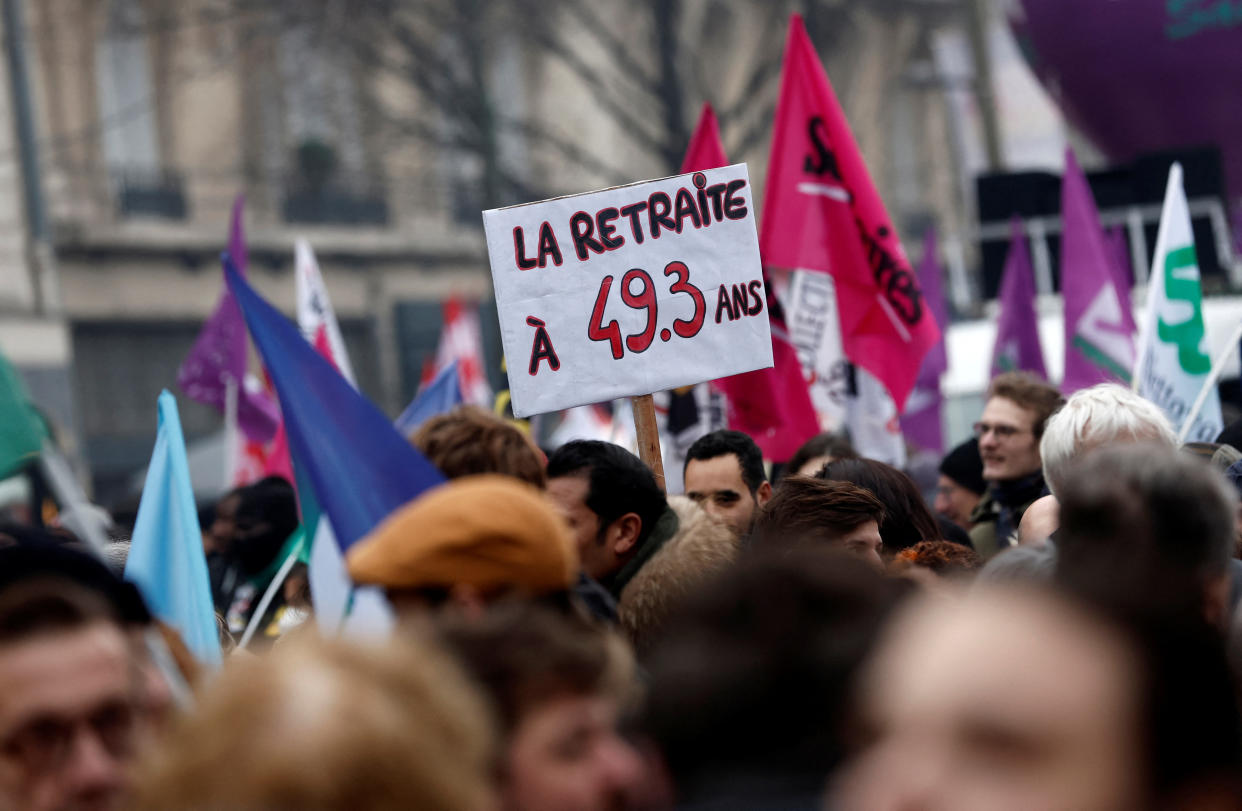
395, 361, 464, 436
224, 256, 445, 551
126, 391, 222, 667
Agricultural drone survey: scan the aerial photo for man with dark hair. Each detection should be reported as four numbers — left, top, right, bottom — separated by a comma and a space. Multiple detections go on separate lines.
683, 429, 772, 536
750, 477, 885, 570
546, 441, 675, 599
0, 551, 145, 811
970, 372, 1066, 557
1056, 443, 1237, 628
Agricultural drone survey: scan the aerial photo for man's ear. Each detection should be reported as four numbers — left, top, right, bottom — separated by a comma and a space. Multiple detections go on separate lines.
756, 481, 773, 507
610, 512, 643, 558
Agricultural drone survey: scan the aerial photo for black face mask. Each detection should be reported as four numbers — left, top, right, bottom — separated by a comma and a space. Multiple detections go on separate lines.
230, 487, 299, 578
231, 518, 288, 577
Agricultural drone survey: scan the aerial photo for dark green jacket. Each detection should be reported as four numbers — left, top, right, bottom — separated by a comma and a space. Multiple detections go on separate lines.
968, 472, 1048, 559
600, 506, 679, 599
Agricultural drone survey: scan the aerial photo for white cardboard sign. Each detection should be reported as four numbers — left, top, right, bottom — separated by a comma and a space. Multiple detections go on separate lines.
483, 164, 773, 417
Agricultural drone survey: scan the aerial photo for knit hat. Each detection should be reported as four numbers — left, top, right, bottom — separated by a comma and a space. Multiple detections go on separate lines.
938, 438, 986, 496
346, 475, 578, 595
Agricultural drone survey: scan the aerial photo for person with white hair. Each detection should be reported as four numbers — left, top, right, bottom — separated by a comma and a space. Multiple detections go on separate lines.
1039, 384, 1178, 497
1014, 385, 1177, 547
1017, 384, 1179, 547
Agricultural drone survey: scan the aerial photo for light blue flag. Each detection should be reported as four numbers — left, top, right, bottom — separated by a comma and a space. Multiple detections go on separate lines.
126, 391, 222, 667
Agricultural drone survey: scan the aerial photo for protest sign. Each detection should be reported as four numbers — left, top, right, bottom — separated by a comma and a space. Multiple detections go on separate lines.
482, 164, 772, 419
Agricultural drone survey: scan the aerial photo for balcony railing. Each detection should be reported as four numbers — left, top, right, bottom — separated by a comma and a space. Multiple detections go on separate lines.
115, 168, 188, 220
282, 180, 390, 226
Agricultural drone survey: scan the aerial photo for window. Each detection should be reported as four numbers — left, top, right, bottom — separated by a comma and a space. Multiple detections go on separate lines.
95, 0, 185, 219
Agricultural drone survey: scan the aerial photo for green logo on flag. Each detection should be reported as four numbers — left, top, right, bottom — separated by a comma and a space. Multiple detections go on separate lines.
1156, 245, 1210, 375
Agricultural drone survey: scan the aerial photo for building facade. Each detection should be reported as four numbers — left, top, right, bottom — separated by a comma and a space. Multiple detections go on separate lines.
11, 0, 979, 506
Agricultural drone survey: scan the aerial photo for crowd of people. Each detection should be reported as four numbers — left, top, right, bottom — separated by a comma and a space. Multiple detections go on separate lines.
4, 371, 1242, 810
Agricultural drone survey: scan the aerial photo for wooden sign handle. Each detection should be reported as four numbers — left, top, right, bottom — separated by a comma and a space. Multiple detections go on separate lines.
630, 394, 666, 492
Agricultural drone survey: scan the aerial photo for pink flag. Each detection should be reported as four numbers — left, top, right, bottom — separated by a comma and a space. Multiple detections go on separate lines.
1061, 149, 1136, 392
899, 228, 947, 455
680, 103, 728, 174
990, 218, 1047, 379
760, 14, 939, 411
679, 103, 817, 460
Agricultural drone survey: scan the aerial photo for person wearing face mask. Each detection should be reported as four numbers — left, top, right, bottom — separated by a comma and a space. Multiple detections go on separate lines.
220, 477, 301, 643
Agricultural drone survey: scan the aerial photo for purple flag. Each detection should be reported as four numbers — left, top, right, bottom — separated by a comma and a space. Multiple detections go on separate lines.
1060, 149, 1136, 393
177, 196, 279, 442
899, 228, 946, 454
1106, 225, 1133, 291
990, 218, 1047, 379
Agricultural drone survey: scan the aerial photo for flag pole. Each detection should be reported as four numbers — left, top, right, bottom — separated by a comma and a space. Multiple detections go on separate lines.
238, 546, 299, 649
630, 394, 666, 492
1177, 319, 1242, 444
222, 374, 239, 486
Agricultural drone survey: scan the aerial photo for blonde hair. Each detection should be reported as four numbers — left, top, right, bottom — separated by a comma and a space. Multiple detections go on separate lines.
132, 635, 496, 811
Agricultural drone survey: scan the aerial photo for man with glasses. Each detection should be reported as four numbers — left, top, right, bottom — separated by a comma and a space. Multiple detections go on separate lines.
0, 550, 146, 811
969, 372, 1065, 557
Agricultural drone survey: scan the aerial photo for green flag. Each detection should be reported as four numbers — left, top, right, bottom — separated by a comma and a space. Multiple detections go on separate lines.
0, 352, 46, 478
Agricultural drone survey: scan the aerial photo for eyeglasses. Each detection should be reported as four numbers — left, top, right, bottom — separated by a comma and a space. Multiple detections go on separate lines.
972, 421, 1029, 440
0, 700, 135, 775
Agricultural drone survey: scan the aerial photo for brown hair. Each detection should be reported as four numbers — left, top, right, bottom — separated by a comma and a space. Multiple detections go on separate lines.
986, 372, 1066, 438
433, 602, 635, 736
751, 477, 884, 551
819, 458, 943, 553
782, 432, 858, 480
132, 636, 496, 811
411, 406, 546, 488
893, 540, 982, 577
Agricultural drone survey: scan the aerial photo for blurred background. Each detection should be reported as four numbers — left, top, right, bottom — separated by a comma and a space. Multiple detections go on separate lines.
1, 0, 1240, 511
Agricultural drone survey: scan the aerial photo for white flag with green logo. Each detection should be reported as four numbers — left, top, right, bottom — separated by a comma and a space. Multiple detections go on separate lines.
1133, 163, 1222, 442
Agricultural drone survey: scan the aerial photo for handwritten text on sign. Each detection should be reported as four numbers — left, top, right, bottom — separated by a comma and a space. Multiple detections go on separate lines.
483, 164, 773, 417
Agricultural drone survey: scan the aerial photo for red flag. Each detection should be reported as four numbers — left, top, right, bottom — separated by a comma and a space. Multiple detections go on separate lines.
679, 104, 818, 460
760, 14, 939, 410
434, 299, 491, 408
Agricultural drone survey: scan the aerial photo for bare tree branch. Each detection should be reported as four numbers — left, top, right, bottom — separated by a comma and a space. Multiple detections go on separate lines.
503, 118, 634, 186
729, 100, 778, 158
718, 54, 783, 126
519, 21, 672, 158
554, 2, 668, 101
